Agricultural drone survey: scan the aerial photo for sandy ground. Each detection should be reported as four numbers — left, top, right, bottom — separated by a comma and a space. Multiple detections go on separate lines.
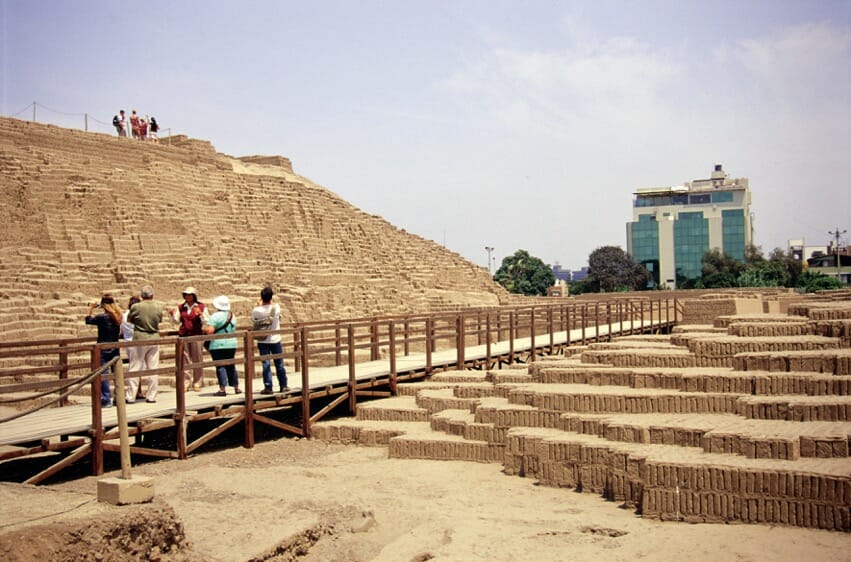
1, 437, 849, 561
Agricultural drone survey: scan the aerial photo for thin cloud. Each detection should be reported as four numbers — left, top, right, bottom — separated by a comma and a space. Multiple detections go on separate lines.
715, 22, 851, 100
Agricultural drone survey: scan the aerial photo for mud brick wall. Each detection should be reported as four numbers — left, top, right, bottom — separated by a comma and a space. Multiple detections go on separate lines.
788, 303, 851, 321
749, 373, 851, 396
799, 436, 851, 458
680, 373, 753, 394
737, 396, 851, 421
474, 404, 562, 429
415, 390, 478, 414
812, 320, 851, 348
581, 349, 697, 368
687, 336, 839, 356
734, 350, 851, 374
681, 297, 764, 325
310, 423, 406, 445
641, 463, 850, 530
452, 384, 498, 399
631, 371, 685, 390
388, 435, 504, 463
509, 388, 740, 415
714, 314, 809, 328
538, 367, 635, 387
728, 322, 814, 337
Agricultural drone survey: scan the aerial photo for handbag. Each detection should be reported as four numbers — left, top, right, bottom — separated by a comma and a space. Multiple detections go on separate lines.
252, 304, 279, 331
204, 312, 233, 351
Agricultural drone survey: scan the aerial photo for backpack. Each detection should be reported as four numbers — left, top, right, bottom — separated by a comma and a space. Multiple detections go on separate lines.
112, 115, 120, 127
252, 304, 279, 331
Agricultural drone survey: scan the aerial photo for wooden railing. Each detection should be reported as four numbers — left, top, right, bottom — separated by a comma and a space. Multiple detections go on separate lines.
0, 297, 680, 482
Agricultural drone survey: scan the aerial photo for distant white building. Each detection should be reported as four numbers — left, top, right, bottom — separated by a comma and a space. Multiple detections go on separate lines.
626, 165, 753, 289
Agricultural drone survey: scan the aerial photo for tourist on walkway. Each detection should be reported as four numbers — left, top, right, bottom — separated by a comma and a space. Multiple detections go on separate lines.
126, 285, 164, 403
251, 286, 288, 394
121, 295, 144, 400
84, 294, 122, 407
171, 287, 207, 391
204, 295, 240, 396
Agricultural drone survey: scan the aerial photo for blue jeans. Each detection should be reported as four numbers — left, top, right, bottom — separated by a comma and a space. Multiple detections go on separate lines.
100, 349, 119, 406
258, 342, 287, 390
209, 348, 239, 388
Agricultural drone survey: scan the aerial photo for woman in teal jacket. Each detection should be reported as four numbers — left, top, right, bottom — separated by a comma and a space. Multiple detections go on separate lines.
204, 295, 240, 396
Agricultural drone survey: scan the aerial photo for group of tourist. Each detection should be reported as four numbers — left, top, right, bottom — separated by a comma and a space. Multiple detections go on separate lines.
84, 285, 288, 407
112, 109, 159, 142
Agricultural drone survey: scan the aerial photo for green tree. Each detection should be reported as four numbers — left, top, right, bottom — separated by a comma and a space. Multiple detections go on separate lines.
768, 247, 803, 287
701, 248, 746, 288
586, 246, 651, 292
797, 270, 841, 293
493, 249, 556, 296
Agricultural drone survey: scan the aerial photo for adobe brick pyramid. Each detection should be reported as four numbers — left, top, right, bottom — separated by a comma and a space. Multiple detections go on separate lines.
313, 294, 851, 531
0, 117, 509, 340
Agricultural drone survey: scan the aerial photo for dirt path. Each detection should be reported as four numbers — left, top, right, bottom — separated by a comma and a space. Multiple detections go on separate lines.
1, 437, 848, 561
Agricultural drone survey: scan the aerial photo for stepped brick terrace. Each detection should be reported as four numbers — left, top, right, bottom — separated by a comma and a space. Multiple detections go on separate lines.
311, 293, 851, 531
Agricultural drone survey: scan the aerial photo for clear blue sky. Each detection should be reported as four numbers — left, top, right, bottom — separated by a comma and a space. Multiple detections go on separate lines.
2, 1, 849, 271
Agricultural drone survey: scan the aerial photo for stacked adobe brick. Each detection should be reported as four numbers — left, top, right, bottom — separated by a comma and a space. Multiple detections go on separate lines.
312, 296, 851, 531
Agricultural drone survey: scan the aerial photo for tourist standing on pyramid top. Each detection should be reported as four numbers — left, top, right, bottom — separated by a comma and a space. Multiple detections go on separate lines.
149, 116, 159, 143
114, 109, 127, 137
130, 109, 141, 140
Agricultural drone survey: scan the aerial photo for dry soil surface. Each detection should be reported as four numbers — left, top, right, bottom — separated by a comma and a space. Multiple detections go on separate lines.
1, 437, 849, 561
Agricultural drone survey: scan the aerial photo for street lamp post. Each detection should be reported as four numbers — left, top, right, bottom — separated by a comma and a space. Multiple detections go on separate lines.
485, 246, 494, 275
829, 228, 846, 282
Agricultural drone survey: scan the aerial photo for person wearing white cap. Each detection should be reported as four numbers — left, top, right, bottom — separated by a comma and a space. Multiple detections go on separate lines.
171, 287, 208, 391
203, 295, 240, 396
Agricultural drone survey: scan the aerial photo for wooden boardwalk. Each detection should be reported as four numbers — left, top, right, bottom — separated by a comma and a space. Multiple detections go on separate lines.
0, 301, 679, 483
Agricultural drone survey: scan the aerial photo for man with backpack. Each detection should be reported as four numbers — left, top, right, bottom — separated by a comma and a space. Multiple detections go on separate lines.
251, 286, 288, 394
113, 109, 126, 137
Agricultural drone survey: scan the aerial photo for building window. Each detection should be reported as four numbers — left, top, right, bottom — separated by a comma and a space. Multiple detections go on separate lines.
722, 209, 746, 260
712, 191, 734, 203
630, 215, 660, 286
689, 193, 710, 205
674, 212, 709, 281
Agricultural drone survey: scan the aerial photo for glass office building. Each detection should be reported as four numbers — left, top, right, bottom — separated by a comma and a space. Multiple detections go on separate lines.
626, 165, 752, 288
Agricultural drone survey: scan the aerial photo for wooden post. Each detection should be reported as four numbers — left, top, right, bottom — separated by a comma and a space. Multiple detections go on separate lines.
595, 302, 600, 342
58, 342, 69, 407
370, 318, 379, 361
425, 317, 433, 374
347, 324, 357, 414
293, 325, 302, 373
548, 307, 554, 355
90, 346, 104, 476
175, 339, 188, 459
114, 359, 132, 479
243, 331, 255, 449
389, 321, 397, 395
530, 307, 536, 363
581, 304, 587, 345
485, 312, 492, 370
566, 305, 571, 347
456, 314, 465, 370
403, 319, 410, 356
300, 326, 311, 438
335, 325, 342, 366
509, 311, 515, 363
